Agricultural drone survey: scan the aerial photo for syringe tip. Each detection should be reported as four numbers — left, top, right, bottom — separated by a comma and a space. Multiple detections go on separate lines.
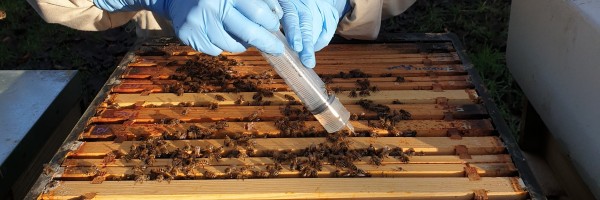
345, 123, 355, 135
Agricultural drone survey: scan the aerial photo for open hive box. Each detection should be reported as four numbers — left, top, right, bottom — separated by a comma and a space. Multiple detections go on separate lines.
28, 34, 542, 199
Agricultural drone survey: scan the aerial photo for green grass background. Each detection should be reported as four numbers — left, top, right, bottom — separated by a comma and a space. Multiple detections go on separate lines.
0, 0, 523, 136
383, 0, 522, 135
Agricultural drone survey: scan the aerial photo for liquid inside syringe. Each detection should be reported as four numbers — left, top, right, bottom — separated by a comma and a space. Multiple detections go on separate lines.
260, 31, 354, 134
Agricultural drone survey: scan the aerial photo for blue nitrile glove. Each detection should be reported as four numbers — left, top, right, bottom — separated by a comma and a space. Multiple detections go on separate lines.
93, 0, 285, 56
279, 0, 350, 68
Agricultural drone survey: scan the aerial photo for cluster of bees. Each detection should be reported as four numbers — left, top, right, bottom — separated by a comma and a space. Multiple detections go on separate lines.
275, 105, 317, 137
97, 54, 424, 183
355, 99, 414, 137
348, 79, 378, 98
105, 131, 272, 183
267, 130, 417, 178
165, 55, 239, 95
163, 55, 282, 98
160, 121, 220, 140
99, 96, 418, 182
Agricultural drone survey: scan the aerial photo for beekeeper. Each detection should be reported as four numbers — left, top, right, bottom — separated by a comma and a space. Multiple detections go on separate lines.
27, 0, 415, 68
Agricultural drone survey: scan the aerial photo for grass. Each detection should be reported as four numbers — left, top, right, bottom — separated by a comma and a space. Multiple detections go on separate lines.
0, 0, 135, 104
382, 0, 523, 136
1, 1, 77, 67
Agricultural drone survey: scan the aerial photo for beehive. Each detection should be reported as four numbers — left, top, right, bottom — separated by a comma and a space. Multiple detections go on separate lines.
29, 34, 537, 199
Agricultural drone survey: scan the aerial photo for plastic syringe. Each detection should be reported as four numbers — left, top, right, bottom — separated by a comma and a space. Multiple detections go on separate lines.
260, 31, 354, 134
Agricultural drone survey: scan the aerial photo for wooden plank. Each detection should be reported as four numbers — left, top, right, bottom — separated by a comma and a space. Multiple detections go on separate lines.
317, 43, 455, 52
82, 120, 494, 140
40, 177, 527, 200
112, 81, 472, 93
132, 55, 460, 65
56, 163, 516, 179
209, 52, 459, 61
92, 104, 487, 123
106, 90, 479, 107
62, 154, 512, 167
137, 51, 457, 59
118, 76, 470, 84
67, 137, 505, 158
122, 64, 466, 79
135, 52, 458, 60
138, 43, 455, 54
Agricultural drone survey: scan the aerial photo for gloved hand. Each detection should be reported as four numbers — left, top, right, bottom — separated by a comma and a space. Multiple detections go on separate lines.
93, 0, 285, 56
279, 0, 350, 68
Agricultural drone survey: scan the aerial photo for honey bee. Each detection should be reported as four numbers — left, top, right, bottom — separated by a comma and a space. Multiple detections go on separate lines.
193, 145, 202, 157
405, 148, 416, 157
134, 174, 149, 184
102, 151, 117, 165
146, 154, 156, 166
213, 120, 229, 130
155, 174, 165, 182
380, 73, 392, 77
387, 126, 401, 137
243, 122, 255, 131
224, 165, 237, 178
332, 87, 343, 94
214, 94, 226, 101
305, 126, 317, 136
321, 76, 334, 84
348, 89, 357, 98
234, 95, 245, 105
253, 169, 271, 178
370, 86, 379, 92
207, 145, 223, 162
350, 113, 359, 121
252, 92, 264, 102
246, 110, 261, 122
356, 79, 371, 89
266, 164, 281, 177
359, 90, 370, 97
91, 175, 106, 184
208, 102, 219, 110
204, 170, 218, 179
181, 107, 191, 116
392, 100, 403, 104
197, 159, 209, 169
236, 148, 249, 160
369, 156, 382, 166
395, 76, 405, 82
224, 135, 235, 147
43, 164, 54, 176
349, 69, 369, 78
283, 94, 296, 101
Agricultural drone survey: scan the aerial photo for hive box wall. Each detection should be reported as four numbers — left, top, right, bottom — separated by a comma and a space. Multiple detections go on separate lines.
507, 0, 600, 198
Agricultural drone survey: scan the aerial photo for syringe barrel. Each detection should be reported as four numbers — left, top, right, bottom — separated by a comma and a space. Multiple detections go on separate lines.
260, 31, 351, 133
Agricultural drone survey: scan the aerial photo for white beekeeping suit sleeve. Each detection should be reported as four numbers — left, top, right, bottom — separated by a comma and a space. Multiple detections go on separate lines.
27, 0, 414, 39
337, 0, 416, 40
26, 0, 173, 37
26, 0, 136, 31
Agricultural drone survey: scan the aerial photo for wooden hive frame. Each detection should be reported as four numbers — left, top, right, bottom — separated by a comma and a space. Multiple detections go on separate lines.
26, 33, 543, 199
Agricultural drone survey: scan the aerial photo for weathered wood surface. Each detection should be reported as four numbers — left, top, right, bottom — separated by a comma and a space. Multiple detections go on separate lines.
67, 137, 505, 158
82, 120, 494, 140
123, 64, 466, 79
40, 178, 527, 200
92, 104, 487, 123
112, 81, 472, 93
56, 163, 516, 180
62, 154, 512, 167
104, 90, 479, 107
